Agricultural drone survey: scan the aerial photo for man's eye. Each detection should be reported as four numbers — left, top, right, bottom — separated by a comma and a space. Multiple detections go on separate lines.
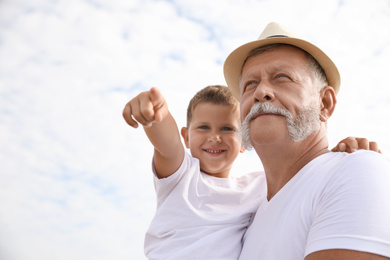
245, 81, 256, 87
242, 81, 257, 93
276, 74, 290, 80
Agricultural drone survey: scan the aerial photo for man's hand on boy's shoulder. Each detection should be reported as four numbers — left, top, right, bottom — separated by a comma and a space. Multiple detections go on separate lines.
332, 137, 382, 154
123, 87, 169, 129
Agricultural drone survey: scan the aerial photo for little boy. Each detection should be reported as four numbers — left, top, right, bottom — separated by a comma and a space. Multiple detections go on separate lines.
123, 85, 379, 260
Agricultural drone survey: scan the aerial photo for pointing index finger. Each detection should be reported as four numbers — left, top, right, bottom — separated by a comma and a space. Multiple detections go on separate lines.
149, 87, 167, 122
149, 87, 164, 106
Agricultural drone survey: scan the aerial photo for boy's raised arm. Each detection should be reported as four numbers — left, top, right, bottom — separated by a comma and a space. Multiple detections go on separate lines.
123, 87, 185, 178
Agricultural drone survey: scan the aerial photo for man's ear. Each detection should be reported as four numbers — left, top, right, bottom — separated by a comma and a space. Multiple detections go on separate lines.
181, 127, 190, 148
319, 86, 337, 122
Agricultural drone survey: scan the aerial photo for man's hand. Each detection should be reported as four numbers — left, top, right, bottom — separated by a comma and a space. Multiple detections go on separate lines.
332, 137, 382, 154
122, 87, 169, 128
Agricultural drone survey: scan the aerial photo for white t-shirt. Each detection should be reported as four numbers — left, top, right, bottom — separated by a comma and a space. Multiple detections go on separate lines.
239, 150, 390, 260
144, 152, 266, 260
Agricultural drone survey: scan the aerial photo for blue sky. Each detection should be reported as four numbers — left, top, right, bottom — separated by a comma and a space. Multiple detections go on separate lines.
1, 0, 389, 259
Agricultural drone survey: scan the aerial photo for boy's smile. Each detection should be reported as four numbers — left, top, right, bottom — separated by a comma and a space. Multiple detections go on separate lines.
203, 148, 227, 155
181, 102, 244, 178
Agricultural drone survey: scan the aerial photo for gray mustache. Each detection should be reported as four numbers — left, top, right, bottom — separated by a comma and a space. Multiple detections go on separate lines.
240, 102, 321, 147
240, 102, 293, 150
244, 102, 292, 122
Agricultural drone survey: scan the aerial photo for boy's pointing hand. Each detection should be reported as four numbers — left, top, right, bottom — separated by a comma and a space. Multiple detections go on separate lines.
122, 87, 168, 128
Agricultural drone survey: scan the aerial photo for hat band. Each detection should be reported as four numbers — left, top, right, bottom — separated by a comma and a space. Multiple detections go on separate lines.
267, 35, 288, 38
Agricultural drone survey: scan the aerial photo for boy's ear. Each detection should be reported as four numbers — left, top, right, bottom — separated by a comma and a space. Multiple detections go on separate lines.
181, 127, 190, 148
319, 86, 337, 122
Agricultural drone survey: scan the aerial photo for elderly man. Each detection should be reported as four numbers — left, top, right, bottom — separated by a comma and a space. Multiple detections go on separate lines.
224, 22, 390, 259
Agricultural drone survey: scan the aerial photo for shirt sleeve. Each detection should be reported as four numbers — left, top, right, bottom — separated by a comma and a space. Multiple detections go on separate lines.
305, 151, 390, 258
152, 151, 195, 206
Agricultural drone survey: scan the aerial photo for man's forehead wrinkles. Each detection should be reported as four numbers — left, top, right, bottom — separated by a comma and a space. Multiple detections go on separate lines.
242, 63, 294, 78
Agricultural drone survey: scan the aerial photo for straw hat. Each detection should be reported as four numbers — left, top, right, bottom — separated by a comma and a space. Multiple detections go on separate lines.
223, 22, 340, 99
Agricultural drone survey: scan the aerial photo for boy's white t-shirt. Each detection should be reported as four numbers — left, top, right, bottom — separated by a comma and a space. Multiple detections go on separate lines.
239, 150, 390, 259
144, 151, 267, 260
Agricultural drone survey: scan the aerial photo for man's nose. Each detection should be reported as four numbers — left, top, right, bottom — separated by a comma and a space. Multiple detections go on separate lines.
253, 81, 275, 103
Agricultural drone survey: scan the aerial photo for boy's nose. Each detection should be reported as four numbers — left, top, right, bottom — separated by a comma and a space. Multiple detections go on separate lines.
208, 134, 222, 143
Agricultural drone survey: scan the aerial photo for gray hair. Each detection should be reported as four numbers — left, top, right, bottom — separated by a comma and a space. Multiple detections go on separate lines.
242, 43, 328, 91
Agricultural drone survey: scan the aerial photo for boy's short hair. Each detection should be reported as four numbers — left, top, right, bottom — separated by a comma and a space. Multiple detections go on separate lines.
186, 85, 239, 127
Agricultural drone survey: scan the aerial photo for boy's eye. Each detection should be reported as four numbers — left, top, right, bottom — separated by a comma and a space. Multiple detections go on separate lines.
198, 125, 209, 130
222, 126, 234, 131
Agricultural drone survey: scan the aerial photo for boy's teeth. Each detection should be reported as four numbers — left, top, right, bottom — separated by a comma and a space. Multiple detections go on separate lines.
206, 149, 222, 153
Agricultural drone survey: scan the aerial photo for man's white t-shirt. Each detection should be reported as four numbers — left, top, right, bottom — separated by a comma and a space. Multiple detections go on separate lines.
239, 150, 390, 259
144, 152, 266, 260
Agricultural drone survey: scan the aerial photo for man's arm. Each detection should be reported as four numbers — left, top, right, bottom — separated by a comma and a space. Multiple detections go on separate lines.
306, 249, 389, 260
123, 87, 185, 178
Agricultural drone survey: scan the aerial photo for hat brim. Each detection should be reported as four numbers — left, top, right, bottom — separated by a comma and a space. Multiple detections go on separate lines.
223, 37, 340, 99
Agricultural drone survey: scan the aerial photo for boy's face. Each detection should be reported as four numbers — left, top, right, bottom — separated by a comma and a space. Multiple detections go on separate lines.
181, 102, 244, 178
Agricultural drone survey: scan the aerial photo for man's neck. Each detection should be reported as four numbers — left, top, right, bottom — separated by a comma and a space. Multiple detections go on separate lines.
254, 129, 329, 200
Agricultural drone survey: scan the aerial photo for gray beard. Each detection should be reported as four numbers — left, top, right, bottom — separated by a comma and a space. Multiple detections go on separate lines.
239, 102, 321, 150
